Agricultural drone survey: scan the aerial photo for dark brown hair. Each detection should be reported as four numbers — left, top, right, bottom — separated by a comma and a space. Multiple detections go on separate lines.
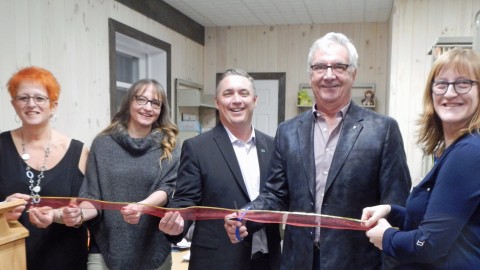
101, 79, 178, 162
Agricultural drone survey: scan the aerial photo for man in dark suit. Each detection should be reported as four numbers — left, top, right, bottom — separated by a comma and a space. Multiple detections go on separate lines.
225, 32, 412, 270
159, 69, 281, 270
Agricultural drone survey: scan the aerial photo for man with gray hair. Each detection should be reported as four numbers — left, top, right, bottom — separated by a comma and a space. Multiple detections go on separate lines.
225, 32, 411, 269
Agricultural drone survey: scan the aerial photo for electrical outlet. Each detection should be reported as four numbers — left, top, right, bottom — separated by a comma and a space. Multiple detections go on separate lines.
182, 113, 197, 121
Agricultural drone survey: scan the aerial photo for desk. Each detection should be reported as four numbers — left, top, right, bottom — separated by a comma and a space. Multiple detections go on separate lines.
171, 250, 189, 270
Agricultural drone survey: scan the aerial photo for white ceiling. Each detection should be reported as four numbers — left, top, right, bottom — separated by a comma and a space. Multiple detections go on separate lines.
162, 0, 394, 27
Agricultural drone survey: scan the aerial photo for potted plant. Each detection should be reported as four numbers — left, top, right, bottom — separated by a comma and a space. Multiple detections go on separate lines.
298, 89, 312, 106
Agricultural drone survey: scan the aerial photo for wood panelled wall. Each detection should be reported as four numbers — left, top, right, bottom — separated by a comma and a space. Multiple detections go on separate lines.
204, 0, 480, 185
389, 0, 480, 184
1, 0, 479, 185
204, 23, 389, 117
0, 0, 204, 146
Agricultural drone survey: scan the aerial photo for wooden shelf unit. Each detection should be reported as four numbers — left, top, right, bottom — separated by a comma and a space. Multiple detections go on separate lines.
297, 83, 376, 114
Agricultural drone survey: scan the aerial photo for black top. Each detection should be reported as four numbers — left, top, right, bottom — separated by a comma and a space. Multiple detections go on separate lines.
0, 131, 88, 270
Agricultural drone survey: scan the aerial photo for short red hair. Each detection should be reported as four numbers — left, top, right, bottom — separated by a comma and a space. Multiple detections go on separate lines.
7, 66, 61, 108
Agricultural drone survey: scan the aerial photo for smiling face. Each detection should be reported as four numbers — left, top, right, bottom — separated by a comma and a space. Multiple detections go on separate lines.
309, 43, 356, 113
432, 67, 479, 136
128, 83, 161, 136
215, 74, 257, 132
12, 82, 57, 127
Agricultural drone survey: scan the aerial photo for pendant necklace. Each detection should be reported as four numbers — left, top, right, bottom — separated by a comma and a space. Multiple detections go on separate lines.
21, 130, 52, 204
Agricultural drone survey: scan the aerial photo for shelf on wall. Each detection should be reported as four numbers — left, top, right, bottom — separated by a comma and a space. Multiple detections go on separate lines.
175, 78, 218, 143
176, 79, 216, 108
200, 94, 216, 108
297, 83, 376, 113
427, 36, 473, 61
352, 83, 376, 110
297, 83, 314, 107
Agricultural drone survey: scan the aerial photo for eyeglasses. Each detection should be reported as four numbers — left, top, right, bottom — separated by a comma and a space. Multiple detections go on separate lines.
134, 95, 162, 109
15, 95, 50, 105
431, 79, 478, 95
310, 63, 350, 75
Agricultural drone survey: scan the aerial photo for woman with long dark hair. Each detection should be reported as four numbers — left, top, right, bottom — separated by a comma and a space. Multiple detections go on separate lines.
63, 79, 180, 270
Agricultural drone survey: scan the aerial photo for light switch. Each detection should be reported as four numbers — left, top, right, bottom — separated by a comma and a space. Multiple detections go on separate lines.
182, 113, 197, 121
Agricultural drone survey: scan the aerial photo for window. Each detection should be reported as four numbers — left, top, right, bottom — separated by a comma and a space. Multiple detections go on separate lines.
116, 51, 139, 85
115, 50, 139, 112
109, 19, 171, 117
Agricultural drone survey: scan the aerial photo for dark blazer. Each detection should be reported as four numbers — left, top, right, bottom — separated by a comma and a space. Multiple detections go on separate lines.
250, 102, 412, 270
167, 122, 281, 270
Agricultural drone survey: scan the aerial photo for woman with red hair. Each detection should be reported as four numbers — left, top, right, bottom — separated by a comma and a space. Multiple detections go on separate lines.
0, 66, 89, 269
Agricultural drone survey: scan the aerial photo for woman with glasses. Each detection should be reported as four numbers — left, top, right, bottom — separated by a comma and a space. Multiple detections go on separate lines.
362, 48, 480, 269
63, 79, 180, 270
0, 66, 89, 269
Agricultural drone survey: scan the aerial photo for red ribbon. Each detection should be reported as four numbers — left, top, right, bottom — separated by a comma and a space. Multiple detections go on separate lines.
35, 197, 370, 231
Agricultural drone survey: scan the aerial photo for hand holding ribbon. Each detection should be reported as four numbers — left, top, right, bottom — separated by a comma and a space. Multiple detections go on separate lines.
34, 196, 372, 231
159, 211, 185, 236
224, 207, 250, 243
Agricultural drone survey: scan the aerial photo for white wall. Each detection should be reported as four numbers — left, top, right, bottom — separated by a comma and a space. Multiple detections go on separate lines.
204, 0, 480, 186
0, 0, 204, 146
2, 0, 479, 186
204, 23, 389, 119
389, 0, 480, 185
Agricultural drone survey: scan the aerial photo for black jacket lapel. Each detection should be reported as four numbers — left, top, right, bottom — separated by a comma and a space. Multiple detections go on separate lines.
212, 123, 250, 199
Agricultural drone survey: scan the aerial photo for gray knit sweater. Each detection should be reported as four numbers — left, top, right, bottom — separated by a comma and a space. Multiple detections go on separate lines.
79, 130, 180, 270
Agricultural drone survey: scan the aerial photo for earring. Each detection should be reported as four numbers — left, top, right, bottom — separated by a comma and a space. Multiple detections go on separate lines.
50, 114, 57, 123
14, 114, 21, 123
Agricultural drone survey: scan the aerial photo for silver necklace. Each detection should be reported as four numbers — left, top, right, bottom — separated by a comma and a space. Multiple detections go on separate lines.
21, 131, 51, 204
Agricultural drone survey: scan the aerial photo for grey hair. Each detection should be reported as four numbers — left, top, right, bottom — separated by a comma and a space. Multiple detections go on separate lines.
307, 32, 359, 75
216, 68, 256, 97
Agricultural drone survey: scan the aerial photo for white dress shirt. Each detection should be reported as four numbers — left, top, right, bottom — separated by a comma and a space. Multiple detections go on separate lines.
225, 127, 269, 256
